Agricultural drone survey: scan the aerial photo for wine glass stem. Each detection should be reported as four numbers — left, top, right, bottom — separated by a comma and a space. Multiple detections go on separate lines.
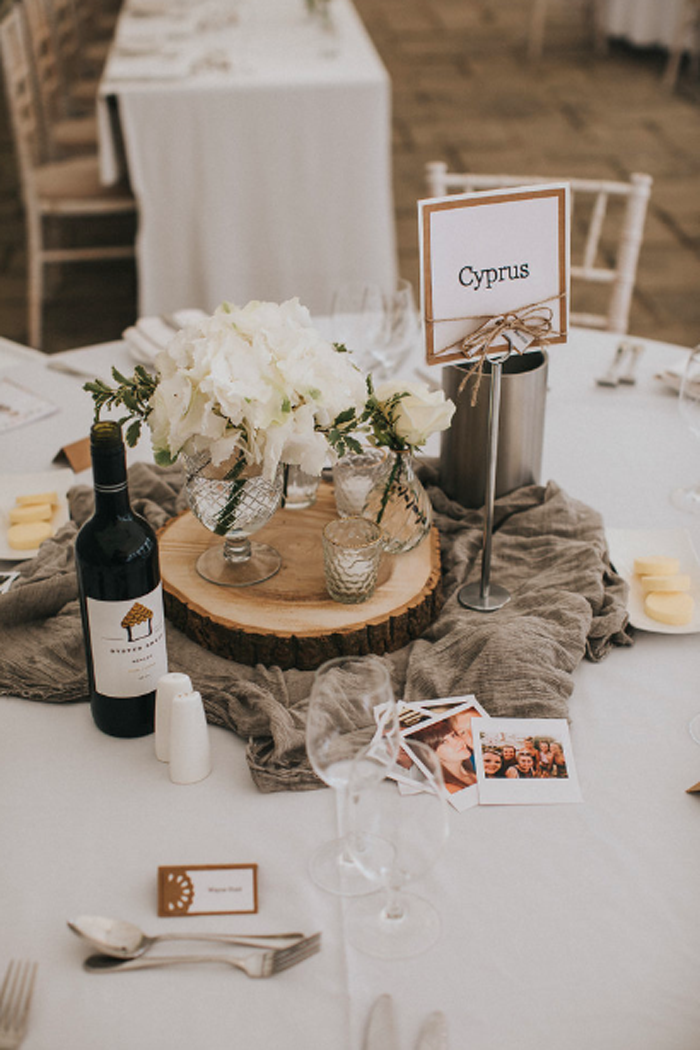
336, 786, 356, 866
223, 537, 252, 563
381, 882, 406, 923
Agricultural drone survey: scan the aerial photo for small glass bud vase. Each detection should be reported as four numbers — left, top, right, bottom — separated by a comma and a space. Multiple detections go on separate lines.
281, 464, 320, 510
332, 447, 389, 518
363, 450, 432, 555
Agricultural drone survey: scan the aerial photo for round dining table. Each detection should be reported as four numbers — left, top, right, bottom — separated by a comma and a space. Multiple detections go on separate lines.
1, 325, 699, 1049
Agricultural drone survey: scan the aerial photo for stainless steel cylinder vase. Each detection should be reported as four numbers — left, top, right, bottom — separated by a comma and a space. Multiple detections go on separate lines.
439, 350, 548, 509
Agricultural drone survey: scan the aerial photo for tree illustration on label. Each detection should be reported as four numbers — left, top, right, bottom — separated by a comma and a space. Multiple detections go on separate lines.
120, 601, 154, 642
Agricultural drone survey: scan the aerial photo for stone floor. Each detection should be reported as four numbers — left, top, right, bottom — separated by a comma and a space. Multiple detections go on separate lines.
1, 0, 699, 352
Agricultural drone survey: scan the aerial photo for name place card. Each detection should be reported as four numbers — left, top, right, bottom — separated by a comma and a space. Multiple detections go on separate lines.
157, 863, 258, 917
418, 182, 570, 366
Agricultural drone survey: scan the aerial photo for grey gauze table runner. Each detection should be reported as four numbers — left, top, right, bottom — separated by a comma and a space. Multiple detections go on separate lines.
0, 461, 632, 792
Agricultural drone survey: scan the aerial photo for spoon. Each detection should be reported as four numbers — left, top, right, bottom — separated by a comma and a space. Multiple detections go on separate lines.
67, 915, 305, 960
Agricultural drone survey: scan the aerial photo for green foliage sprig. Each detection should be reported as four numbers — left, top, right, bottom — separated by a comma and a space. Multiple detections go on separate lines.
362, 375, 410, 452
83, 365, 157, 448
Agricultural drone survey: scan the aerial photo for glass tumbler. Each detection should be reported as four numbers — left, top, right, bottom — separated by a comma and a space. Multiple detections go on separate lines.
332, 449, 389, 518
322, 517, 383, 603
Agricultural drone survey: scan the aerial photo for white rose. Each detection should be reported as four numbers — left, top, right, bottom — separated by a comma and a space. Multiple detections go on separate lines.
375, 380, 456, 448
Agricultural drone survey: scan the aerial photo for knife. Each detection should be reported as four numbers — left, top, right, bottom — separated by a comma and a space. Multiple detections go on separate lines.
363, 994, 399, 1050
415, 1011, 449, 1050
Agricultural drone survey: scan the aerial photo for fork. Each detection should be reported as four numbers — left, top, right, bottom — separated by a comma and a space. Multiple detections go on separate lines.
0, 961, 38, 1050
83, 932, 322, 978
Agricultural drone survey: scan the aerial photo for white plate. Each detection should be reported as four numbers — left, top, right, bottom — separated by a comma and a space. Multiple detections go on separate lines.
606, 527, 700, 634
0, 469, 74, 561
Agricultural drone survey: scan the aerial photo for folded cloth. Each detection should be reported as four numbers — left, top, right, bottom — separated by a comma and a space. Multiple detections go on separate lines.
0, 460, 633, 792
655, 355, 700, 396
123, 311, 209, 364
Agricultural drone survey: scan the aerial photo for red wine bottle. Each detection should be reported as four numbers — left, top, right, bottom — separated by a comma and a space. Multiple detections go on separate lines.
76, 421, 168, 737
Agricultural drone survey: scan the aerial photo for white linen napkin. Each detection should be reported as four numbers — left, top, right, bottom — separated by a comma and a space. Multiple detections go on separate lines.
123, 311, 208, 365
655, 356, 700, 396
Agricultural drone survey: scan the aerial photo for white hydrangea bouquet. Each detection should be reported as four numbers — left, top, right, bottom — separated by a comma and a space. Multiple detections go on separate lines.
86, 298, 367, 480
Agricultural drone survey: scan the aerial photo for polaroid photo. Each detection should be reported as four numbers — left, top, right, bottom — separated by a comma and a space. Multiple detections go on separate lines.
472, 717, 582, 805
397, 694, 480, 732
394, 697, 490, 812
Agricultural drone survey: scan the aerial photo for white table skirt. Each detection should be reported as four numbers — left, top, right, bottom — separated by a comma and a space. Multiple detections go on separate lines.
2, 328, 700, 1048
97, 0, 397, 318
605, 0, 689, 49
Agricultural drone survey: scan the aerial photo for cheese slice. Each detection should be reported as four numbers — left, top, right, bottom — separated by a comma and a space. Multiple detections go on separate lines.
7, 521, 54, 550
9, 502, 53, 525
644, 591, 695, 626
14, 490, 59, 508
633, 556, 680, 576
640, 573, 691, 595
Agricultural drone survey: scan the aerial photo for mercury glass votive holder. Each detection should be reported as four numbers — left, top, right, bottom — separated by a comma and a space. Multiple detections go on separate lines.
322, 517, 383, 604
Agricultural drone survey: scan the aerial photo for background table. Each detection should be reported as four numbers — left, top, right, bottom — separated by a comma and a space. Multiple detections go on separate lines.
2, 328, 700, 1048
97, 0, 397, 318
605, 0, 689, 48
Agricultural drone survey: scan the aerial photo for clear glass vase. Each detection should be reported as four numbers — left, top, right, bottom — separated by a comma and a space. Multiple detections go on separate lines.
183, 451, 283, 587
281, 464, 320, 510
332, 447, 389, 518
363, 450, 432, 555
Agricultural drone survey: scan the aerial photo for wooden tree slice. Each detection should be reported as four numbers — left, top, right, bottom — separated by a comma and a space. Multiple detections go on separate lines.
159, 482, 442, 670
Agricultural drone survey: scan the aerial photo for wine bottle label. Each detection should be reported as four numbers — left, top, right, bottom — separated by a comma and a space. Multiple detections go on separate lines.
86, 584, 168, 698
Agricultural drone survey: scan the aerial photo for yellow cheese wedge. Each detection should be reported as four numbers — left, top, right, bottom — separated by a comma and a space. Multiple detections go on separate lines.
640, 573, 691, 595
633, 555, 680, 576
7, 521, 54, 550
8, 502, 53, 525
644, 591, 695, 626
14, 490, 59, 508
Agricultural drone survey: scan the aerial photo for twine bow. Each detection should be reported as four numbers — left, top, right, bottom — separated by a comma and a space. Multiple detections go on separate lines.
429, 293, 565, 404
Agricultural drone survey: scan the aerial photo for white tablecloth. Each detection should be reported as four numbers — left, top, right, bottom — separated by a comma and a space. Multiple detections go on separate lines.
2, 328, 700, 1049
605, 0, 689, 48
97, 0, 397, 318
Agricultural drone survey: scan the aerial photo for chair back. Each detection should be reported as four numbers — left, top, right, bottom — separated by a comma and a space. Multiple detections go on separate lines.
425, 162, 652, 335
46, 0, 85, 76
21, 0, 67, 130
0, 7, 44, 193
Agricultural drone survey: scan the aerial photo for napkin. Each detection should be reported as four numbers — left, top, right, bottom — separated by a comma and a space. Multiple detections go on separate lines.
0, 461, 633, 793
655, 356, 700, 396
123, 310, 208, 365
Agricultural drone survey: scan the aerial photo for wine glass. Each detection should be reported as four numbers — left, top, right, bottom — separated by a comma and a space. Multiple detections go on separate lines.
305, 655, 399, 896
369, 278, 421, 380
671, 346, 700, 514
329, 282, 382, 373
344, 740, 450, 959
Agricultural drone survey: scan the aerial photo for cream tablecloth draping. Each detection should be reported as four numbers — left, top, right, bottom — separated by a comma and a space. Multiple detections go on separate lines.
1, 328, 700, 1048
605, 0, 689, 48
97, 0, 397, 318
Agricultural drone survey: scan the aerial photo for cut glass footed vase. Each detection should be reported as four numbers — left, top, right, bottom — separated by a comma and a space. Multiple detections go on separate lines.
182, 451, 283, 587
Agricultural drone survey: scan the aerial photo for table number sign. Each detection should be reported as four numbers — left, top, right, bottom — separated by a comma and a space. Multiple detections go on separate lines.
418, 182, 570, 366
157, 863, 258, 917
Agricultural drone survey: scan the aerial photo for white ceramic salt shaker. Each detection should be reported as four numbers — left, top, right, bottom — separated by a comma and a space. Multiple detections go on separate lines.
168, 690, 212, 785
154, 672, 193, 762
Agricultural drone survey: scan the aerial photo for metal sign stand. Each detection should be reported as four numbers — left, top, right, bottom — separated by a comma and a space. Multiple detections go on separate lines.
457, 348, 512, 612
